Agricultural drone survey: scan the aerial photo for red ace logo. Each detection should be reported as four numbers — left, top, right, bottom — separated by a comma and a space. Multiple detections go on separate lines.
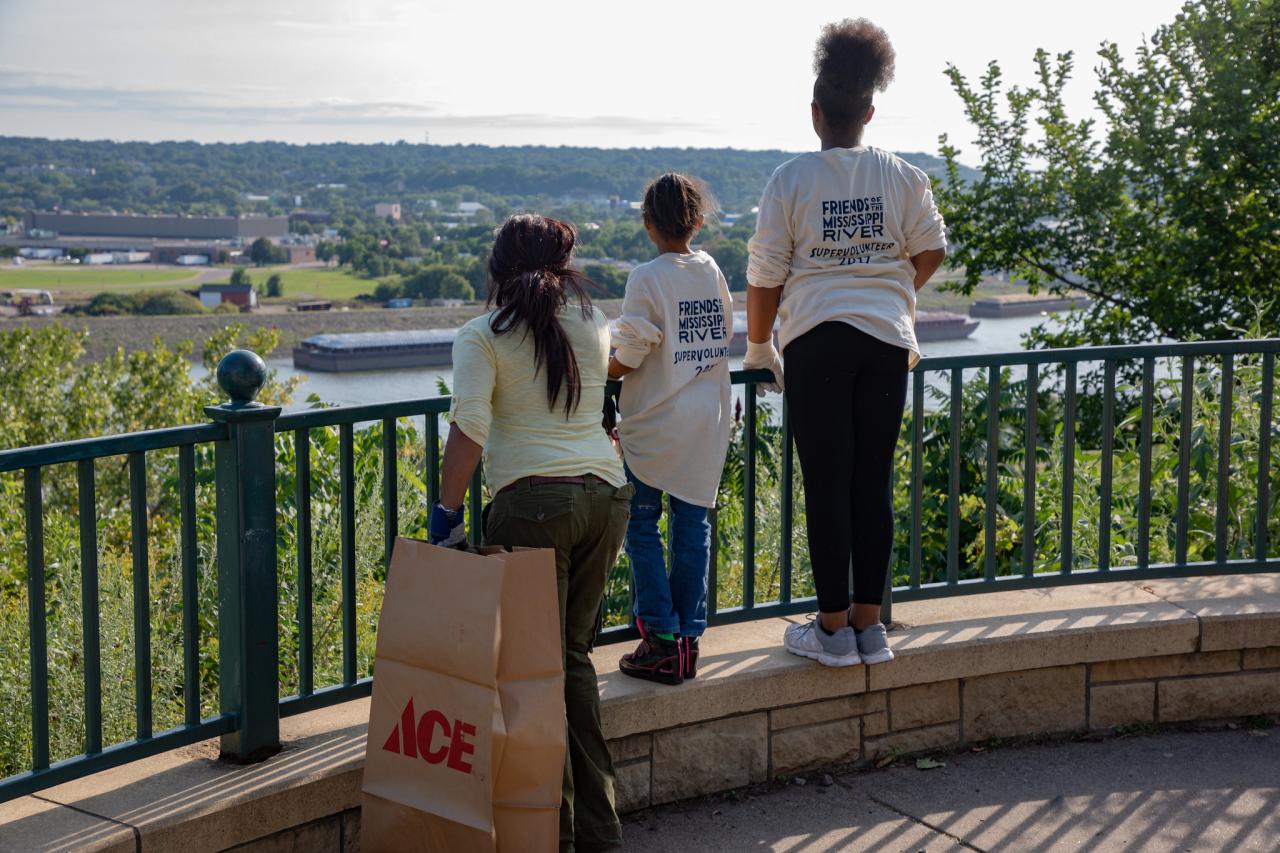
382, 697, 477, 775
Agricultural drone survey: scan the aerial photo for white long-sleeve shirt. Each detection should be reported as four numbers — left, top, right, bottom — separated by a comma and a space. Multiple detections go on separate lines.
612, 251, 733, 508
746, 146, 947, 367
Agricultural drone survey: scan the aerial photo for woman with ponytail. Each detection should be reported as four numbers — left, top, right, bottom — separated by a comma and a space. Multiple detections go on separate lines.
430, 214, 632, 853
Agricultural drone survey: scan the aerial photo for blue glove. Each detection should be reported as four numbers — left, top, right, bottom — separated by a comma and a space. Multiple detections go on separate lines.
428, 502, 467, 548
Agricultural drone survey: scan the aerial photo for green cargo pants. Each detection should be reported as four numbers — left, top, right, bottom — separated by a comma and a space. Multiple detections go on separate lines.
484, 474, 634, 853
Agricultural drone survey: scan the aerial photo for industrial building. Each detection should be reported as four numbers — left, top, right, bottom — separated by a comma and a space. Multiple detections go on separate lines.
23, 211, 289, 241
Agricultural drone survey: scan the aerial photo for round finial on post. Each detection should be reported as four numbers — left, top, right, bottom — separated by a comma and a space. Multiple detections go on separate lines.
216, 349, 267, 406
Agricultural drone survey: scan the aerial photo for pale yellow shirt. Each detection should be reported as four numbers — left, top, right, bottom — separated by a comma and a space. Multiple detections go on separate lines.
746, 146, 948, 368
449, 303, 626, 494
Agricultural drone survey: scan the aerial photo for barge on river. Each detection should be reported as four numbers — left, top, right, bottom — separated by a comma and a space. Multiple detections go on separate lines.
293, 309, 980, 372
915, 310, 980, 342
969, 292, 1091, 318
293, 329, 456, 372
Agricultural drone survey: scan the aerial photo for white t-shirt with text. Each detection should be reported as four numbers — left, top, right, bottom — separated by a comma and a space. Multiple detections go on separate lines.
612, 251, 733, 508
746, 146, 947, 367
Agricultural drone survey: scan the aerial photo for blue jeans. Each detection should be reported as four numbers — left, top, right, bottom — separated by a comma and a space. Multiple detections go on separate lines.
624, 466, 710, 638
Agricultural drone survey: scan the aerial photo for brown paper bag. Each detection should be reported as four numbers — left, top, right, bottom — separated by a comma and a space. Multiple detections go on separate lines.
361, 538, 565, 852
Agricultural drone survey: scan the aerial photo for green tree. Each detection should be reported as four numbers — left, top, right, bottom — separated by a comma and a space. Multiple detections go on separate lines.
437, 271, 474, 300
704, 237, 748, 291
582, 263, 628, 298
265, 273, 283, 298
936, 0, 1280, 347
316, 241, 335, 263
249, 237, 277, 266
229, 267, 251, 287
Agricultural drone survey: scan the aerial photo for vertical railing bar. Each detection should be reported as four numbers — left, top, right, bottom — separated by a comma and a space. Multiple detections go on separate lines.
910, 370, 924, 589
382, 416, 398, 570
984, 367, 1000, 582
1022, 363, 1038, 577
1061, 362, 1077, 575
779, 397, 793, 604
339, 424, 357, 686
77, 459, 102, 754
742, 382, 757, 609
1098, 362, 1116, 573
1257, 353, 1274, 561
296, 429, 313, 698
25, 466, 49, 771
1216, 354, 1233, 562
129, 451, 152, 740
469, 467, 483, 545
708, 506, 719, 616
1176, 356, 1194, 565
426, 414, 441, 506
947, 368, 962, 586
179, 444, 199, 727
1138, 359, 1155, 569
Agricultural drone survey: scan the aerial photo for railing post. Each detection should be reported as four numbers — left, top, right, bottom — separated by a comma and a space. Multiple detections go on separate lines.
205, 350, 282, 763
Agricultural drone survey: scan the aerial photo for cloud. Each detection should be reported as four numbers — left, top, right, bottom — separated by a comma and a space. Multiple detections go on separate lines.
0, 67, 709, 136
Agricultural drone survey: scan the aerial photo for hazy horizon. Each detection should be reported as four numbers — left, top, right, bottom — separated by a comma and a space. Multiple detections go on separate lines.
1, 1, 1185, 158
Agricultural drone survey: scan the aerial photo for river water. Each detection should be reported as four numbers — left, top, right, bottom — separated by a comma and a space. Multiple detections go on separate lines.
266, 314, 1054, 411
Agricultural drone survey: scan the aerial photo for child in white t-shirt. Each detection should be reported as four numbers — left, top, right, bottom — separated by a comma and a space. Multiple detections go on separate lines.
745, 19, 947, 668
609, 172, 733, 685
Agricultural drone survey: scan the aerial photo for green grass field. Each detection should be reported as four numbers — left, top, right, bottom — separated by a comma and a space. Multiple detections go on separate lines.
0, 267, 202, 292
0, 264, 386, 301
242, 266, 387, 300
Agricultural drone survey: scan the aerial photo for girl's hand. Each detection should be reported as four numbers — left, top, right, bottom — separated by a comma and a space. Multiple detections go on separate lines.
743, 339, 784, 394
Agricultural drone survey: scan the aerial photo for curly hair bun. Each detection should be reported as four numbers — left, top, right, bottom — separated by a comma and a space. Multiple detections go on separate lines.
813, 18, 896, 128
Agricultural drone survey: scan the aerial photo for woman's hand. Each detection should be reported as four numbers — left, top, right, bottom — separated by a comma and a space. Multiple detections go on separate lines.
428, 502, 468, 548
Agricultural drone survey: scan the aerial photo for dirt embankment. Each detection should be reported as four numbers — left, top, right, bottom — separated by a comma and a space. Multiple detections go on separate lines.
5, 301, 627, 362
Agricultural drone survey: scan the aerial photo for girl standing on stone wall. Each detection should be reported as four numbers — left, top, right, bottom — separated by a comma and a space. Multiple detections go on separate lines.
743, 19, 947, 667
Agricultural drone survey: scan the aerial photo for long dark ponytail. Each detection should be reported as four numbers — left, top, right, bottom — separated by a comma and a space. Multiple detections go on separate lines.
487, 214, 593, 416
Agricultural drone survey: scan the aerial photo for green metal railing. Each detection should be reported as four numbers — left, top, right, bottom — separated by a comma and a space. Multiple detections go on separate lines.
0, 339, 1276, 802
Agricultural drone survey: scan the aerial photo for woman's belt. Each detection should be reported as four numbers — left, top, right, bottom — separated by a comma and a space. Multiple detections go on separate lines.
497, 475, 589, 495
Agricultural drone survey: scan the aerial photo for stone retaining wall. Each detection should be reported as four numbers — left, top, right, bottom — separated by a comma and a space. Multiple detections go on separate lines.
607, 648, 1280, 812
6, 574, 1277, 852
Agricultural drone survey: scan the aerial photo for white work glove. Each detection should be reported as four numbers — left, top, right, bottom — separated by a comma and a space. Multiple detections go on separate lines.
742, 339, 784, 394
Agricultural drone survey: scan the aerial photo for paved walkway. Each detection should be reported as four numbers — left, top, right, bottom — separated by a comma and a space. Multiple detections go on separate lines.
621, 728, 1280, 852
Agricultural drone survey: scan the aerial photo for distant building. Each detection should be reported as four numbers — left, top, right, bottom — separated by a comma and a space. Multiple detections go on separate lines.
18, 247, 63, 260
287, 245, 316, 264
374, 203, 402, 222
457, 202, 489, 218
289, 210, 332, 226
198, 283, 257, 309
24, 211, 289, 241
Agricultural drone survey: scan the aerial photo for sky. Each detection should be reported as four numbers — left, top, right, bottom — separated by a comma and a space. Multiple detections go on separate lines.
0, 0, 1187, 157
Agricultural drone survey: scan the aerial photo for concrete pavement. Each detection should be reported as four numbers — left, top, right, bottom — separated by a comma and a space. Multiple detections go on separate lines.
621, 727, 1280, 852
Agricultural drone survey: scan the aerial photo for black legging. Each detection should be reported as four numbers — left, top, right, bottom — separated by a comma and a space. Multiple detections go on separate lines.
784, 322, 909, 612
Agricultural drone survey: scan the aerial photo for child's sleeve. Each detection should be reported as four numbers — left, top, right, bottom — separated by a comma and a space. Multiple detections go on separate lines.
447, 323, 497, 446
900, 162, 948, 257
746, 171, 793, 289
612, 276, 662, 369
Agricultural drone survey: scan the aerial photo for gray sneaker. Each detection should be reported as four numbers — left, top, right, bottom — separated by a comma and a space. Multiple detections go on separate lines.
855, 622, 894, 664
783, 618, 862, 667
